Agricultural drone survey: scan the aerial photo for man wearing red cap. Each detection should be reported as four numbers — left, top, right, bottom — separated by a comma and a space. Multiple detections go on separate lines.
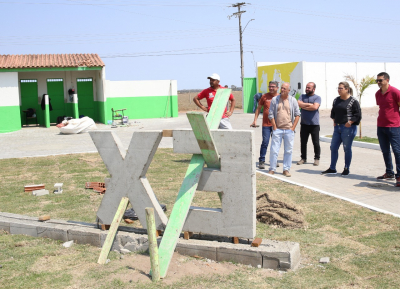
193, 73, 236, 129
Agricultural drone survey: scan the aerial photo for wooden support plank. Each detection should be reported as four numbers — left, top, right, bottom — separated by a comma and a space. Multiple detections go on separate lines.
232, 237, 239, 244
183, 231, 194, 240
146, 207, 160, 282
38, 215, 50, 221
162, 129, 173, 137
97, 197, 129, 264
187, 112, 220, 169
251, 238, 262, 247
101, 224, 110, 231
24, 184, 45, 192
158, 88, 231, 278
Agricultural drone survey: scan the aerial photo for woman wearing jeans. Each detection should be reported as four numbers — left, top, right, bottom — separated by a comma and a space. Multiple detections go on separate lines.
321, 82, 362, 176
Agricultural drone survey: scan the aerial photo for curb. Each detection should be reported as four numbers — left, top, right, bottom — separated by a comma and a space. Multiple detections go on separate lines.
320, 135, 380, 151
0, 212, 300, 271
256, 170, 400, 219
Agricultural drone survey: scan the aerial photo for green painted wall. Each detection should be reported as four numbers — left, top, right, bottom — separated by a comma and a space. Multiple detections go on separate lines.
95, 101, 106, 124
0, 106, 22, 133
243, 77, 257, 113
104, 95, 178, 123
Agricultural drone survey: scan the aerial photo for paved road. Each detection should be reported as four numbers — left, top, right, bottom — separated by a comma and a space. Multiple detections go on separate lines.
1, 106, 399, 217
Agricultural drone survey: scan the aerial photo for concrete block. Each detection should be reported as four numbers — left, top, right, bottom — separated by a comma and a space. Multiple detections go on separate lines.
176, 239, 217, 260
37, 223, 71, 242
68, 227, 100, 247
260, 240, 301, 270
117, 231, 137, 246
9, 220, 38, 237
217, 246, 262, 267
175, 130, 256, 239
0, 212, 38, 221
263, 257, 280, 270
124, 241, 138, 252
32, 189, 49, 196
89, 130, 168, 230
100, 231, 123, 251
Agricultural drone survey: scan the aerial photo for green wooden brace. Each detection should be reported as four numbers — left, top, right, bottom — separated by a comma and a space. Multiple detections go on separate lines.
97, 197, 129, 264
158, 88, 232, 278
187, 112, 220, 169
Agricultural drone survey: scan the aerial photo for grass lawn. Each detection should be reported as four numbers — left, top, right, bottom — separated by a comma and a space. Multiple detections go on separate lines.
325, 135, 379, 144
1, 149, 400, 288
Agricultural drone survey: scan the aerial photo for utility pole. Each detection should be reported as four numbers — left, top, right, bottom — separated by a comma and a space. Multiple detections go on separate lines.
229, 2, 247, 88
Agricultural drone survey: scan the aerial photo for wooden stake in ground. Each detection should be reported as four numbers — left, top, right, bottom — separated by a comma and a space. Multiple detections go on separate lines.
157, 88, 231, 278
145, 207, 160, 282
97, 197, 129, 264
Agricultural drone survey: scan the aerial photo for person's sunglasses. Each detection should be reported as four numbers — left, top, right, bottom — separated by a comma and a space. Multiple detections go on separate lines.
376, 79, 384, 83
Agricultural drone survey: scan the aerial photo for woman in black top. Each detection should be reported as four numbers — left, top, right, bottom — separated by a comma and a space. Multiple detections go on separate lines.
321, 81, 362, 176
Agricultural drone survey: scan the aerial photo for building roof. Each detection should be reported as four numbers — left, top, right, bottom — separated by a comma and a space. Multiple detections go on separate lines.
0, 54, 105, 69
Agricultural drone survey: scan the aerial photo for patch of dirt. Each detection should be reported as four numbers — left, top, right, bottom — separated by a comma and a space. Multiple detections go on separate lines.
256, 191, 306, 228
98, 252, 280, 285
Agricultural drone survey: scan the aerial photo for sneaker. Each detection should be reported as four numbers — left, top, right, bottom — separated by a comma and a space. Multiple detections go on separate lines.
321, 168, 337, 175
297, 159, 306, 165
341, 168, 349, 176
283, 170, 291, 177
313, 159, 319, 166
268, 170, 275, 175
258, 161, 265, 169
377, 173, 394, 180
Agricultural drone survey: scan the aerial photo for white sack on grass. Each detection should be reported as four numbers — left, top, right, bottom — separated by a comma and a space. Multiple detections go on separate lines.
59, 117, 97, 134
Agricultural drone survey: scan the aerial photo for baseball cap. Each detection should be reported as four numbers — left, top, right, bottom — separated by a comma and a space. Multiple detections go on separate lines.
207, 73, 220, 81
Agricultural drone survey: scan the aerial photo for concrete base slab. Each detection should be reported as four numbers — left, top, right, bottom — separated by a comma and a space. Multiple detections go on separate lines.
0, 212, 300, 270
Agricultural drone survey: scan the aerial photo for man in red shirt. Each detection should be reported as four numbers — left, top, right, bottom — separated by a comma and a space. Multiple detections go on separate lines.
250, 81, 279, 169
193, 73, 236, 129
375, 72, 400, 186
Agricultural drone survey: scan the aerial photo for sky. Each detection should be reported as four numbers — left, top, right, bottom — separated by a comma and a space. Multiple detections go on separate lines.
1, 0, 400, 90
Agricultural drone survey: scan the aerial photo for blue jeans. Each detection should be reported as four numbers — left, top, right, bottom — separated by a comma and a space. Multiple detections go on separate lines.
330, 124, 357, 170
377, 126, 400, 178
269, 128, 295, 172
259, 126, 273, 162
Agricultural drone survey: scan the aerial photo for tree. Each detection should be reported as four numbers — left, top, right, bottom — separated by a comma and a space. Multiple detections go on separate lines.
344, 74, 376, 139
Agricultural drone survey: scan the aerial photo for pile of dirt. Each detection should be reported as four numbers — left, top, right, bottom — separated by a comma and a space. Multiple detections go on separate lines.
256, 191, 306, 228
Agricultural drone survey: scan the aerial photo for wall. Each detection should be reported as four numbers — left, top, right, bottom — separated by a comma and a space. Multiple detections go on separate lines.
0, 72, 21, 132
257, 61, 400, 109
257, 62, 303, 99
304, 62, 386, 109
104, 79, 178, 122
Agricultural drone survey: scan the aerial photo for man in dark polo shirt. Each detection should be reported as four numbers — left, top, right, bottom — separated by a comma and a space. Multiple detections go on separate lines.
250, 81, 279, 169
375, 72, 400, 186
297, 82, 321, 166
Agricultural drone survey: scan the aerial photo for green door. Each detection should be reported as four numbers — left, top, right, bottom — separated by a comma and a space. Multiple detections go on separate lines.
77, 78, 95, 120
20, 79, 39, 126
47, 79, 65, 123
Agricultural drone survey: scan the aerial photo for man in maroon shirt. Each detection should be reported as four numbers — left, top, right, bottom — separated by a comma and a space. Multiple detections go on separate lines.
375, 72, 400, 186
193, 73, 236, 129
250, 81, 279, 169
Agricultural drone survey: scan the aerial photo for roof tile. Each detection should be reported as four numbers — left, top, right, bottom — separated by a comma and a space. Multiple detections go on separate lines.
0, 53, 105, 69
